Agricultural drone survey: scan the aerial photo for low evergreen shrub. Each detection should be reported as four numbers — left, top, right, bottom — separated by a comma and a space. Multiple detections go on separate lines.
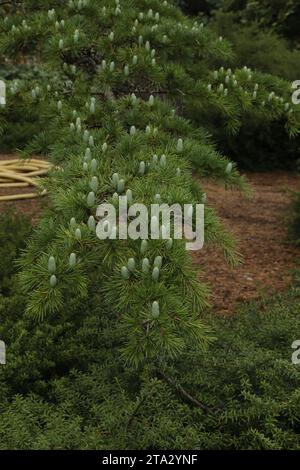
0, 210, 31, 296
1, 274, 300, 449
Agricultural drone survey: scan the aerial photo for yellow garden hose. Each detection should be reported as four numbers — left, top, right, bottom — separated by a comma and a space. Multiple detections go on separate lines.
0, 193, 39, 201
0, 158, 53, 201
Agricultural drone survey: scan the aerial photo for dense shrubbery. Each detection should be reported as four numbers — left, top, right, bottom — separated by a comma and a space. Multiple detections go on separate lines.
0, 63, 56, 151
212, 115, 300, 171
177, 0, 300, 170
1, 214, 300, 449
288, 191, 300, 244
179, 0, 300, 43
0, 210, 31, 296
207, 7, 300, 169
218, 0, 300, 43
177, 0, 215, 16
209, 10, 300, 81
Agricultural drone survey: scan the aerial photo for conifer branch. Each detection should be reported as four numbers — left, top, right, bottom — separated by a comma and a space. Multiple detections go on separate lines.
157, 369, 211, 412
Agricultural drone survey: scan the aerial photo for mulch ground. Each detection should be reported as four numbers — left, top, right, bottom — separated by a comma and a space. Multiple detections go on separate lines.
195, 171, 300, 313
1, 153, 300, 313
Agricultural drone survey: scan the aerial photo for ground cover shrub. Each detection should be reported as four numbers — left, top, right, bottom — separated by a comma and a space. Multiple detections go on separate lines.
1, 272, 300, 449
0, 210, 31, 296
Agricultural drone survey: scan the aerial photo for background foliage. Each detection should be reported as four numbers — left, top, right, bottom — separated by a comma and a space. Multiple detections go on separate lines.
0, 210, 31, 296
1, 212, 300, 449
177, 0, 300, 170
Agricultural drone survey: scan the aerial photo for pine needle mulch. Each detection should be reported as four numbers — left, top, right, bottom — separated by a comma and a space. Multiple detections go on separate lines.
196, 171, 300, 313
